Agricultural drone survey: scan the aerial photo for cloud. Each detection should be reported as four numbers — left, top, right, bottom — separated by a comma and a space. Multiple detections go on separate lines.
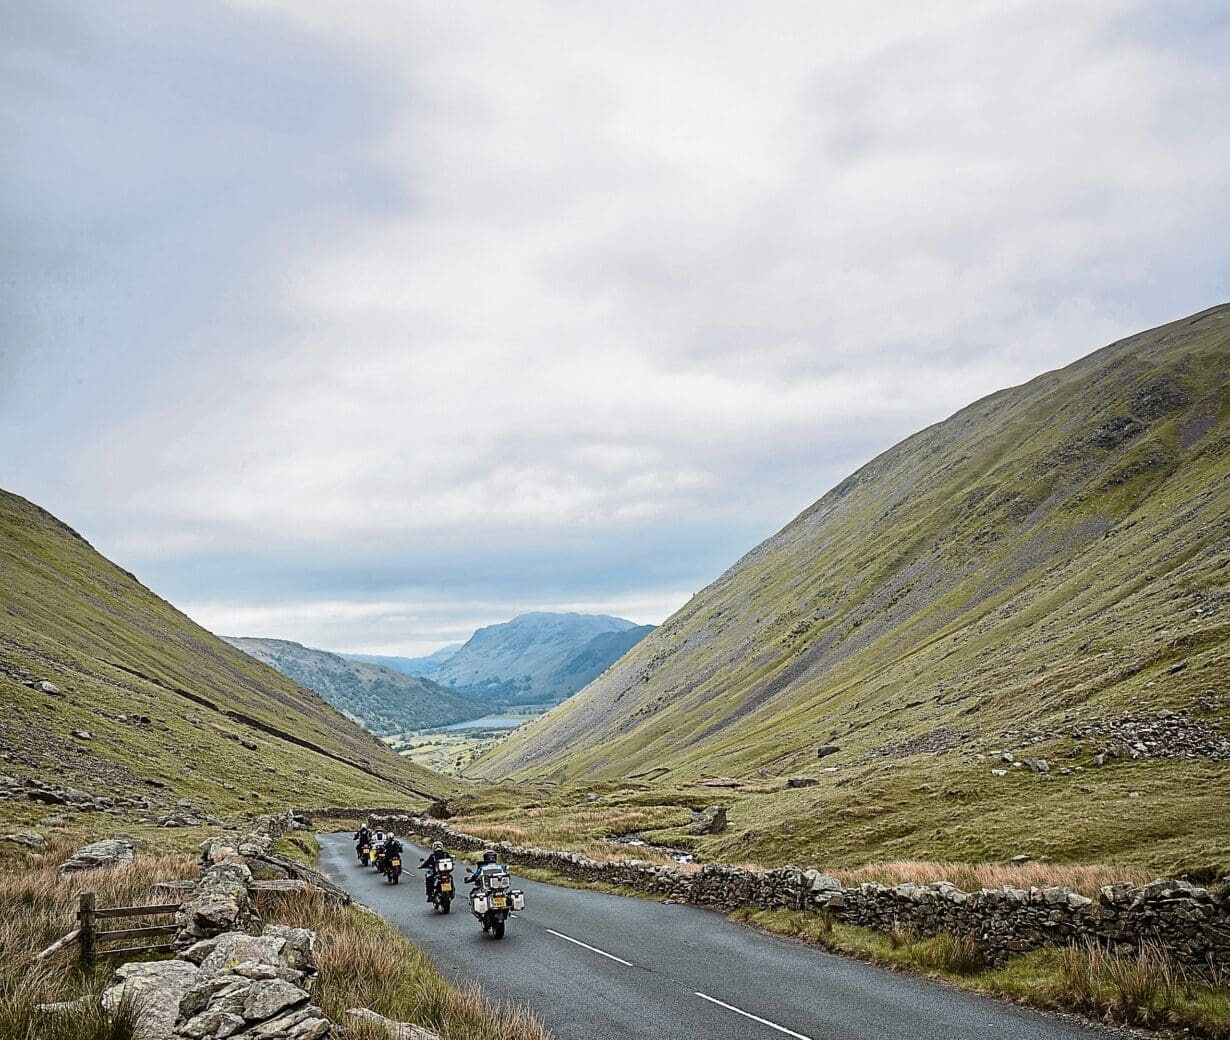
3, 0, 1229, 653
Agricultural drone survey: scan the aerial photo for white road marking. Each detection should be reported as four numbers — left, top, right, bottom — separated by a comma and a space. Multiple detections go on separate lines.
694, 992, 813, 1040
545, 928, 634, 966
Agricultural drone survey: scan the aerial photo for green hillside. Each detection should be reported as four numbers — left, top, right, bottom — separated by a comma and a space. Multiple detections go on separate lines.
472, 305, 1230, 874
225, 636, 488, 734
0, 489, 455, 836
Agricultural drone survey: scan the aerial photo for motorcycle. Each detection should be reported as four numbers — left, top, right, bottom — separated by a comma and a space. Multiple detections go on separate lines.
367, 845, 380, 869
384, 851, 402, 885
426, 856, 455, 913
356, 840, 371, 866
468, 868, 524, 939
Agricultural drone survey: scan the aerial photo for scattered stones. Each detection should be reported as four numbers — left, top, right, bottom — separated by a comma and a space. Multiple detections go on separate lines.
59, 838, 134, 874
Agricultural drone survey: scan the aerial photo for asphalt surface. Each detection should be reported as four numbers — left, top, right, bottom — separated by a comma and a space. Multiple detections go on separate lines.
319, 833, 1127, 1040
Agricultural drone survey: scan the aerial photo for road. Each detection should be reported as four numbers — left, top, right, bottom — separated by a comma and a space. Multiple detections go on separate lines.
318, 834, 1125, 1040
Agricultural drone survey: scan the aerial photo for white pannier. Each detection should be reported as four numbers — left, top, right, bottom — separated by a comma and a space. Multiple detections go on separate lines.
510, 890, 525, 911
437, 857, 454, 872
470, 892, 489, 914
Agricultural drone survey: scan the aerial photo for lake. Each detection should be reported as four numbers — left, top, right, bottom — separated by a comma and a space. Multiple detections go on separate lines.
441, 715, 536, 731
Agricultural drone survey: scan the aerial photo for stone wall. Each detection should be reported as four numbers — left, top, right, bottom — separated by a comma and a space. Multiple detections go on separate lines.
370, 813, 1230, 973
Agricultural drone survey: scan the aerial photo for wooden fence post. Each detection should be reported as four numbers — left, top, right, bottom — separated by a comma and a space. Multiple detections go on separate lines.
78, 891, 95, 969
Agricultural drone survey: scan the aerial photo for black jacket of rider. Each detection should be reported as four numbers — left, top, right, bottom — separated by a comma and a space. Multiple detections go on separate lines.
419, 848, 450, 873
354, 827, 371, 846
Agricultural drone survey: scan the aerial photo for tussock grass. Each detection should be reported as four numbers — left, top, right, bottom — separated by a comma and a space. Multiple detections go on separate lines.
261, 890, 548, 1040
460, 808, 700, 869
829, 859, 1150, 897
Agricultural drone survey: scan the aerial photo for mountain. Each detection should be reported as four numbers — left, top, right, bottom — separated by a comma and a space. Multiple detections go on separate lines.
0, 489, 456, 826
224, 638, 488, 735
472, 306, 1229, 868
430, 612, 655, 705
344, 645, 463, 676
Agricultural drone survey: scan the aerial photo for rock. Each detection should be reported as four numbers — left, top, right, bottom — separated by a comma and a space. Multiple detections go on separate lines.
102, 960, 201, 1040
71, 729, 93, 740
177, 862, 259, 943
805, 871, 842, 893
59, 838, 134, 874
1, 831, 45, 848
816, 745, 841, 759
990, 768, 1007, 777
196, 928, 314, 977
689, 805, 728, 835
1023, 758, 1049, 773
1000, 751, 1014, 763
1009, 854, 1031, 864
786, 777, 819, 789
347, 1007, 441, 1039
35, 680, 61, 695
243, 978, 308, 1021
29, 789, 66, 805
161, 812, 205, 828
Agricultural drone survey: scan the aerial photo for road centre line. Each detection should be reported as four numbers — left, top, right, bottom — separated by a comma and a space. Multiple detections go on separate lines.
694, 992, 813, 1040
545, 928, 634, 966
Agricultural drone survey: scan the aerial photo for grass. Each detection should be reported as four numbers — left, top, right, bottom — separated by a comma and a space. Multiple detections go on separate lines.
0, 833, 546, 1040
732, 908, 1230, 1037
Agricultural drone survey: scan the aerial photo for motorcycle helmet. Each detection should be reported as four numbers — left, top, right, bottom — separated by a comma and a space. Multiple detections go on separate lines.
432, 840, 444, 852
482, 849, 498, 864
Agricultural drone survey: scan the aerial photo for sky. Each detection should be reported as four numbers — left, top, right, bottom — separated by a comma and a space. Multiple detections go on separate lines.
3, 1, 1229, 656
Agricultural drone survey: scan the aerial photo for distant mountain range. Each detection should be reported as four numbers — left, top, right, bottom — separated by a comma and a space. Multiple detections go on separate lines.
344, 644, 463, 676
428, 612, 656, 705
224, 637, 487, 735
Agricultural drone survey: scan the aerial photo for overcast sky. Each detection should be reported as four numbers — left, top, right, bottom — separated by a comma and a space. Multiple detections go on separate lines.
3, 1, 1228, 655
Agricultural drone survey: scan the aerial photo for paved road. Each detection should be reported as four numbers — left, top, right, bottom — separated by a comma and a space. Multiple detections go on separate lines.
318, 834, 1125, 1040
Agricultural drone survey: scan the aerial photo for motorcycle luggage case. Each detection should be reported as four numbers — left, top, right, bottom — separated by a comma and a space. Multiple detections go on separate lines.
510, 890, 525, 911
470, 893, 489, 914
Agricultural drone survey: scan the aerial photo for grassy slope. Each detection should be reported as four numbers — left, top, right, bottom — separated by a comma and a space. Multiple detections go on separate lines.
224, 637, 489, 735
472, 305, 1230, 873
0, 489, 456, 831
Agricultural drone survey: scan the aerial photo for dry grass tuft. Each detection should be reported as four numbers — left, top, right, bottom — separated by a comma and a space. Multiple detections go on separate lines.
831, 859, 1150, 897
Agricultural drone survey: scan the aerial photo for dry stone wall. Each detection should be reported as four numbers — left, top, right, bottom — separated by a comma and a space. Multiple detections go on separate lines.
371, 814, 1230, 973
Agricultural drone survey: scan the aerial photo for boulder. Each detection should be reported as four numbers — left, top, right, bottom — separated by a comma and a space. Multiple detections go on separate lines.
786, 777, 819, 789
102, 960, 201, 1040
1, 831, 45, 848
347, 1007, 442, 1039
35, 680, 62, 695
59, 838, 134, 874
689, 805, 728, 835
816, 745, 841, 759
177, 862, 259, 943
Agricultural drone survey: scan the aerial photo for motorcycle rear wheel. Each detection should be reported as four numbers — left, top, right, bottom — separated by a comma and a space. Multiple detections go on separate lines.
492, 918, 505, 940
439, 894, 451, 914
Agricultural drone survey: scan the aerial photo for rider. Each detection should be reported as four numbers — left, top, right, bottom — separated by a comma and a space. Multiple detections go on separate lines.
465, 849, 506, 892
383, 833, 403, 870
354, 824, 371, 852
419, 840, 451, 899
